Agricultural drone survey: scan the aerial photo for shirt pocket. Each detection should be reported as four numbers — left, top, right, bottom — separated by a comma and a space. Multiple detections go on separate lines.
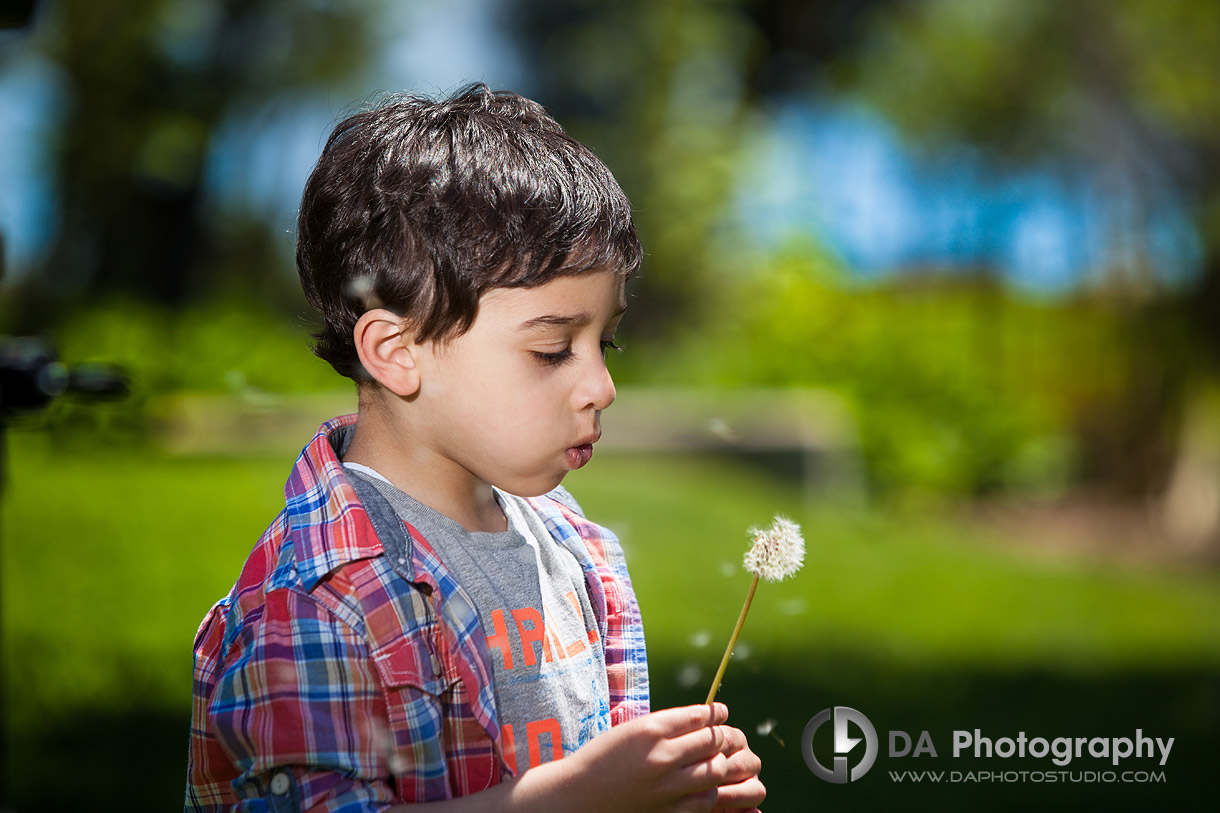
372, 625, 455, 697
371, 628, 478, 800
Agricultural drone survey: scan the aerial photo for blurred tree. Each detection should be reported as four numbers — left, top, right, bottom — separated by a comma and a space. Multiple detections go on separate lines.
761, 0, 1220, 496
8, 0, 374, 319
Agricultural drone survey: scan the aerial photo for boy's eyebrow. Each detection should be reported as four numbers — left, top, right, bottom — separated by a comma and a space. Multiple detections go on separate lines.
516, 304, 628, 333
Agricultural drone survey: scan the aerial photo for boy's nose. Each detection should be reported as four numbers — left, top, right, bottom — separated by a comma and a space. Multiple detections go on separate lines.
578, 357, 616, 412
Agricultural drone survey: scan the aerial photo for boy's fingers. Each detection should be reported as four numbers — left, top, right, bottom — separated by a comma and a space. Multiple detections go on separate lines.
718, 728, 761, 783
670, 750, 729, 793
723, 751, 761, 785
719, 724, 748, 755
714, 776, 767, 810
674, 788, 720, 812
646, 703, 728, 738
665, 721, 726, 766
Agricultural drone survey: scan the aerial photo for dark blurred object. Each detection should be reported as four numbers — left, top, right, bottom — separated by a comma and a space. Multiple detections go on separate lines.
0, 336, 129, 418
0, 0, 37, 29
0, 0, 36, 30
1, 225, 128, 416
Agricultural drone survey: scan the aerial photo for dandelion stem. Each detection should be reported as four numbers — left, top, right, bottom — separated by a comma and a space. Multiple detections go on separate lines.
705, 573, 760, 704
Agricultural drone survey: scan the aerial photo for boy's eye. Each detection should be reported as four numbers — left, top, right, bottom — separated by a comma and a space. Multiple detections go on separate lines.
531, 348, 574, 366
531, 340, 621, 367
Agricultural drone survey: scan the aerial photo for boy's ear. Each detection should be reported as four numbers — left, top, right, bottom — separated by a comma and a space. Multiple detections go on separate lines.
353, 310, 421, 397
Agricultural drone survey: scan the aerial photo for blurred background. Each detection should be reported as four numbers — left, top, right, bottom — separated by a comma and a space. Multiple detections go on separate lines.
1, 0, 1217, 809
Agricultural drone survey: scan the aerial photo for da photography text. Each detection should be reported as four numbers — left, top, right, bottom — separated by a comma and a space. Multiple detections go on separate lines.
802, 706, 1174, 785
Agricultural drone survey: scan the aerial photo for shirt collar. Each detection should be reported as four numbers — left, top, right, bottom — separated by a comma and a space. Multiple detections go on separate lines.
283, 414, 387, 590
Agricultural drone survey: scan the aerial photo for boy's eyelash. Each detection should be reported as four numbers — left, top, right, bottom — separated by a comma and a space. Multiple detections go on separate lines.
530, 341, 622, 367
532, 348, 573, 366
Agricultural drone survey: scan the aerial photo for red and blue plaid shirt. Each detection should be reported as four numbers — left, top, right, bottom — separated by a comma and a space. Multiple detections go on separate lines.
186, 415, 649, 811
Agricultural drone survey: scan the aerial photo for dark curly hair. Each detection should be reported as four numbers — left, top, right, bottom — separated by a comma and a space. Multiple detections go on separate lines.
295, 83, 642, 380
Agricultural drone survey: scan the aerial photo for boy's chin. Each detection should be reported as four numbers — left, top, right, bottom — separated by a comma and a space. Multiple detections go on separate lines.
497, 471, 568, 499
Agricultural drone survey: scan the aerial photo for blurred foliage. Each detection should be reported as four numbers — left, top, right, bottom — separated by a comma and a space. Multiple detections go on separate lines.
4, 0, 1217, 502
614, 243, 1199, 500
23, 297, 339, 444
55, 298, 335, 395
4, 0, 375, 315
841, 0, 1220, 173
820, 0, 1220, 497
842, 0, 1220, 348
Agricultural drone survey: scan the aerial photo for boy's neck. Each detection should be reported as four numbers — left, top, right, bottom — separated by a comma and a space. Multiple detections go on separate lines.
341, 404, 508, 534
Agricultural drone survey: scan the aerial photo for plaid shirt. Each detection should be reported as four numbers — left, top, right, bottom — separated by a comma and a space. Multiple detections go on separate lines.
186, 415, 649, 811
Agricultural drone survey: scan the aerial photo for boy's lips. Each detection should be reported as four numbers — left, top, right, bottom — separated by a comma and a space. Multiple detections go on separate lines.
566, 433, 600, 470
566, 444, 594, 469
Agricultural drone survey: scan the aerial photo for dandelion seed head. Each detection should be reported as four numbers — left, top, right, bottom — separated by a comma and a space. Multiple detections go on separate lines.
743, 515, 805, 582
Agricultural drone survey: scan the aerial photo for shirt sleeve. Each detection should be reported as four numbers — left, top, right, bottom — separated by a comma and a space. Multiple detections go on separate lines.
203, 588, 405, 812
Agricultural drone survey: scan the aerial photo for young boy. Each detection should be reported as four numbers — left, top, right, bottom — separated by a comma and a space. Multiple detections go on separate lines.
186, 84, 764, 811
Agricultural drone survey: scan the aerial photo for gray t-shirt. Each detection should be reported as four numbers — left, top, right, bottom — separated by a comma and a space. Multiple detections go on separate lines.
344, 465, 611, 775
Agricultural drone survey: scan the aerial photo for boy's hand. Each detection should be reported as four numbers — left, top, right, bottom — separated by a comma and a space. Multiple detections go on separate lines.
711, 720, 765, 812
537, 702, 765, 813
393, 703, 764, 813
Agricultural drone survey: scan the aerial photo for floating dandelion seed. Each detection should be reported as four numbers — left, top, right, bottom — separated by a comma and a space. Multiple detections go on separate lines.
705, 516, 805, 704
676, 663, 703, 689
779, 598, 808, 617
756, 718, 785, 747
344, 274, 383, 311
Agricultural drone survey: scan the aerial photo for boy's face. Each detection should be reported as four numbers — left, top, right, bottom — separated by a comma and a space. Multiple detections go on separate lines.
409, 268, 626, 498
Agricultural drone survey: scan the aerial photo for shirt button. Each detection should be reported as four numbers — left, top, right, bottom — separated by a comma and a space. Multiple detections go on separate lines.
430, 653, 442, 676
270, 771, 291, 796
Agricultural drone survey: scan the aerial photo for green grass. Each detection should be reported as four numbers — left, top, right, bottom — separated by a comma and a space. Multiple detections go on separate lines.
2, 428, 1218, 810
568, 454, 1220, 673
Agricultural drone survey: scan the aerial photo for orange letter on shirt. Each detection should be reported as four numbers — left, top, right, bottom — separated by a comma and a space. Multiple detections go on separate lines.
486, 609, 514, 670
526, 718, 563, 768
500, 724, 517, 768
512, 607, 553, 665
